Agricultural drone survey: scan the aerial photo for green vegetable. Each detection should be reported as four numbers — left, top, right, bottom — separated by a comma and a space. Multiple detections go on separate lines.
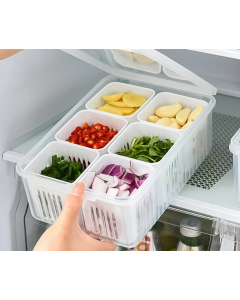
116, 136, 173, 163
40, 155, 83, 182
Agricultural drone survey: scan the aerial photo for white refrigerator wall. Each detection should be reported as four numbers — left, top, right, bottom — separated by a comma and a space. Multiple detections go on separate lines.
0, 50, 106, 250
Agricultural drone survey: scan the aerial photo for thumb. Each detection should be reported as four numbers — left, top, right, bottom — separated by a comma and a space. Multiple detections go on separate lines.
57, 182, 85, 227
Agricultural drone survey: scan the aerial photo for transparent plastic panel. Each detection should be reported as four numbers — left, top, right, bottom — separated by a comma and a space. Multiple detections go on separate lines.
61, 50, 217, 96
220, 219, 240, 251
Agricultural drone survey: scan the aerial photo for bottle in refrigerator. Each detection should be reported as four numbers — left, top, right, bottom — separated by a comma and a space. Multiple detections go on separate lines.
177, 217, 203, 251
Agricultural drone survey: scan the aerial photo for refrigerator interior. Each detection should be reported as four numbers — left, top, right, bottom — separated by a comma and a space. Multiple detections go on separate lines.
2, 49, 240, 250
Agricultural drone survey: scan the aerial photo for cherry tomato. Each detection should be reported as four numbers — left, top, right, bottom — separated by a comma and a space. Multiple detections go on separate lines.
82, 122, 89, 129
90, 127, 97, 134
94, 123, 103, 131
86, 139, 95, 148
93, 143, 101, 149
71, 126, 81, 135
102, 126, 110, 132
79, 142, 87, 147
99, 140, 108, 148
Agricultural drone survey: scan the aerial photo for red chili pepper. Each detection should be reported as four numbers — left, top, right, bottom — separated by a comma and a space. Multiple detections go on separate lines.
86, 139, 95, 148
82, 122, 89, 129
94, 123, 103, 131
99, 140, 108, 148
78, 136, 83, 144
71, 135, 78, 144
91, 133, 97, 140
79, 142, 87, 147
71, 126, 81, 135
82, 130, 91, 138
84, 136, 91, 142
90, 127, 97, 134
93, 143, 101, 149
102, 125, 110, 132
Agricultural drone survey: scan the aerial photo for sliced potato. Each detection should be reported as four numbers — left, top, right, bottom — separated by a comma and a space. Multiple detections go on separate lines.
97, 105, 123, 116
117, 50, 134, 61
182, 120, 194, 129
102, 92, 125, 102
123, 93, 147, 108
170, 118, 177, 123
188, 106, 204, 122
147, 115, 160, 123
155, 102, 182, 118
118, 107, 135, 114
123, 108, 138, 116
107, 100, 130, 108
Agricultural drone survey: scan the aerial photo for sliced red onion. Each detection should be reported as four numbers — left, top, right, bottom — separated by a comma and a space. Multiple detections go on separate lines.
84, 172, 96, 189
107, 176, 119, 188
117, 190, 130, 197
129, 182, 135, 194
126, 168, 133, 174
110, 165, 125, 178
101, 164, 115, 175
98, 174, 113, 182
121, 172, 135, 184
141, 174, 148, 180
134, 177, 140, 189
92, 176, 107, 193
107, 188, 119, 197
130, 188, 138, 196
137, 179, 146, 187
118, 183, 130, 191
130, 161, 148, 177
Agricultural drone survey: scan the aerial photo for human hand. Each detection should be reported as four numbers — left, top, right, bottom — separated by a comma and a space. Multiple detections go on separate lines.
0, 49, 23, 60
34, 183, 116, 251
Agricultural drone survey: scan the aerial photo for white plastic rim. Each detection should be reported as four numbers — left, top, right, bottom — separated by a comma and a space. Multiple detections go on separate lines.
85, 82, 155, 122
137, 92, 208, 132
108, 122, 182, 166
23, 141, 99, 185
55, 110, 128, 155
80, 154, 155, 204
229, 128, 240, 156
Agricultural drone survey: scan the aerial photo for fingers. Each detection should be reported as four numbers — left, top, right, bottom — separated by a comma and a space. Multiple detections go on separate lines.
0, 49, 23, 60
57, 183, 85, 227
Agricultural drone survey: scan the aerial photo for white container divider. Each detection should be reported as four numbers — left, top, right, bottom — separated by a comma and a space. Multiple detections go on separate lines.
85, 82, 155, 123
229, 128, 240, 206
55, 110, 128, 155
79, 154, 155, 246
23, 141, 99, 223
108, 122, 182, 166
137, 92, 208, 132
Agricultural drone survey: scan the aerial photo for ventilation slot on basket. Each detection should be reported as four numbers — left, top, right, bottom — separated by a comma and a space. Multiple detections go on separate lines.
95, 208, 102, 235
107, 212, 114, 238
112, 213, 118, 240
101, 209, 108, 237
68, 156, 90, 171
37, 190, 63, 222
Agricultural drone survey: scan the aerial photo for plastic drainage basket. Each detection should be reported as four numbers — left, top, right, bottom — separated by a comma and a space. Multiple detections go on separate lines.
229, 129, 240, 206
55, 110, 128, 155
20, 141, 99, 223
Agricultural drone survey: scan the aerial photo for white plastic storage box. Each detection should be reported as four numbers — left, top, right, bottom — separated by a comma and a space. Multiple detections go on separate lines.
85, 82, 155, 122
17, 50, 217, 247
229, 129, 240, 206
220, 219, 240, 251
80, 154, 154, 247
55, 110, 128, 155
19, 141, 99, 223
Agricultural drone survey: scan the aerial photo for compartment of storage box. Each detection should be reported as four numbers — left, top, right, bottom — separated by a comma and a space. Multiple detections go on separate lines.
22, 141, 99, 223
220, 219, 240, 251
85, 82, 155, 122
137, 92, 208, 131
55, 110, 128, 155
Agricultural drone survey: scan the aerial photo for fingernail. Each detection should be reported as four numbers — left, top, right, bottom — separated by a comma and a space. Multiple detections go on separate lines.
71, 183, 85, 197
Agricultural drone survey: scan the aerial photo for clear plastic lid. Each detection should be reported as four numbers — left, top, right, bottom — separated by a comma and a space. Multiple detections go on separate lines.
229, 128, 240, 155
61, 49, 217, 96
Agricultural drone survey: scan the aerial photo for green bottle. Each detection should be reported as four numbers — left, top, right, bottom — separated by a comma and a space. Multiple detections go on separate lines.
177, 217, 203, 251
